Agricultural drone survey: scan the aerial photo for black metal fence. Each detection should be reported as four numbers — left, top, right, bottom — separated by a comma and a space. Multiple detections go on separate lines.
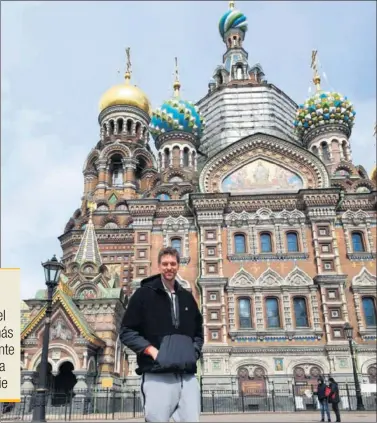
1, 384, 375, 421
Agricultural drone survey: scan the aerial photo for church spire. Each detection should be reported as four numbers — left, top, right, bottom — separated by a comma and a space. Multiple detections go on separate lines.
311, 49, 321, 92
74, 201, 102, 266
173, 57, 181, 98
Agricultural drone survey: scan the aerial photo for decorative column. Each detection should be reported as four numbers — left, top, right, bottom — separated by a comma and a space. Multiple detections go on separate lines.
366, 222, 373, 252
217, 224, 224, 276
97, 159, 108, 189
309, 286, 321, 332
282, 289, 292, 330
124, 158, 137, 189
227, 291, 236, 332
339, 284, 349, 321
179, 149, 183, 167
331, 224, 342, 274
300, 222, 308, 253
220, 288, 227, 343
320, 286, 331, 342
352, 289, 365, 334
72, 372, 88, 413
274, 223, 283, 254
254, 289, 264, 331
202, 288, 208, 344
311, 223, 321, 273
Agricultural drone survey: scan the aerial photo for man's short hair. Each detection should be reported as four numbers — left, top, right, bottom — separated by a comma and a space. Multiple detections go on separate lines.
158, 247, 180, 264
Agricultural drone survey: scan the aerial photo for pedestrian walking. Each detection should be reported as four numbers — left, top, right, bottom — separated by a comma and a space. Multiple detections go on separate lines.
328, 377, 341, 422
120, 246, 204, 422
314, 377, 331, 422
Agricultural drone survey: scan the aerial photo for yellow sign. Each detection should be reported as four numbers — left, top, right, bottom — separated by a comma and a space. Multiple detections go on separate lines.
101, 378, 113, 388
0, 269, 21, 403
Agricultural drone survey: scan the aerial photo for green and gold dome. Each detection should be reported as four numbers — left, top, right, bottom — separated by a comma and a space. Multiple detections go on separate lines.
294, 58, 356, 140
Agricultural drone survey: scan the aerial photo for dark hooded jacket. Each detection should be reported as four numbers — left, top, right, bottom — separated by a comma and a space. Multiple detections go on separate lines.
119, 274, 203, 375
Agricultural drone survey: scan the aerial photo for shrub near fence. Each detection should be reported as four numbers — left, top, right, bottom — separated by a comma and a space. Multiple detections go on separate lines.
1, 384, 376, 421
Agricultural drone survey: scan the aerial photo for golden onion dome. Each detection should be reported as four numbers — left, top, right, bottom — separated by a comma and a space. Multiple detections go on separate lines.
99, 68, 151, 115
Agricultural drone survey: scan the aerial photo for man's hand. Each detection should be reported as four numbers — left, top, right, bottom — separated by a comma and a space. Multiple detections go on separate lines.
144, 345, 159, 360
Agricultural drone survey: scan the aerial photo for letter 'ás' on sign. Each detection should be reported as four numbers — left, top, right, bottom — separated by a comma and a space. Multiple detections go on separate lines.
0, 269, 21, 403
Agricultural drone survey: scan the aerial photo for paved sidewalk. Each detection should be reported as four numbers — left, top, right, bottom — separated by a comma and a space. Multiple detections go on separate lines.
123, 412, 375, 422
24, 411, 376, 422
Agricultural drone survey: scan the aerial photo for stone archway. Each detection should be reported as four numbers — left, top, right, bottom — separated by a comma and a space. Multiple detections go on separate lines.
237, 366, 267, 397
293, 364, 323, 396
35, 362, 54, 391
52, 361, 77, 405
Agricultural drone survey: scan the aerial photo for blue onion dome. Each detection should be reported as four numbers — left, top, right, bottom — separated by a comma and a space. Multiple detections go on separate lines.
150, 99, 204, 138
219, 1, 248, 38
149, 61, 205, 142
294, 83, 356, 139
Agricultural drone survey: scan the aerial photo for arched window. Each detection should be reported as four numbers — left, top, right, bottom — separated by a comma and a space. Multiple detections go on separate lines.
238, 298, 252, 329
342, 141, 348, 160
352, 232, 365, 252
265, 297, 280, 328
157, 193, 170, 201
171, 238, 182, 255
164, 149, 170, 168
135, 122, 142, 137
362, 297, 377, 327
236, 66, 243, 80
117, 119, 123, 134
260, 233, 272, 253
293, 297, 309, 327
321, 142, 330, 163
287, 232, 299, 252
109, 120, 115, 135
183, 148, 189, 167
126, 119, 132, 134
234, 234, 246, 254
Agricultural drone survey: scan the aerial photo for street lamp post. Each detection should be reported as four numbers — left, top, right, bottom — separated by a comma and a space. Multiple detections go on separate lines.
32, 255, 65, 423
343, 322, 365, 411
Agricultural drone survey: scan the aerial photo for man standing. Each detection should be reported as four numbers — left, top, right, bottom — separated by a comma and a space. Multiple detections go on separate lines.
120, 247, 203, 422
314, 377, 331, 422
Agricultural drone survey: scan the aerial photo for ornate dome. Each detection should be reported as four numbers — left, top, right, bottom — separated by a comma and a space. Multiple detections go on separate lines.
149, 59, 204, 140
219, 1, 248, 38
294, 89, 356, 139
99, 49, 151, 115
99, 76, 151, 115
150, 98, 204, 138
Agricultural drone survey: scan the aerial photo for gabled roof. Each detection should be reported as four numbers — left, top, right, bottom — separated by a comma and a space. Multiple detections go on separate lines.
21, 282, 105, 348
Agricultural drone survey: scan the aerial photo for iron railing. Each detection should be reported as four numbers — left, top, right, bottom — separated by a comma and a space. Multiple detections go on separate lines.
1, 383, 375, 421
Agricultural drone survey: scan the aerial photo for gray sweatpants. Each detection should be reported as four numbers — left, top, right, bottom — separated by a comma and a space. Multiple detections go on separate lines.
141, 373, 200, 422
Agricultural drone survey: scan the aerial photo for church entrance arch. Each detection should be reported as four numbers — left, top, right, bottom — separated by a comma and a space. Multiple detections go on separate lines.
52, 361, 77, 406
237, 366, 267, 396
35, 362, 54, 391
293, 365, 323, 397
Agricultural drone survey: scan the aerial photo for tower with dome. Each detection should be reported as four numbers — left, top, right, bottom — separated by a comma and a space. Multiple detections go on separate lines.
20, 0, 376, 411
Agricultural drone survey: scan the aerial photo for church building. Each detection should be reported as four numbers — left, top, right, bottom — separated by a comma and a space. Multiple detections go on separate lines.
20, 1, 376, 400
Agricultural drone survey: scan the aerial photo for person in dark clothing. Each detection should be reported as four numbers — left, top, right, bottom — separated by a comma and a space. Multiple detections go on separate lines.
328, 377, 341, 422
314, 377, 331, 422
119, 247, 203, 422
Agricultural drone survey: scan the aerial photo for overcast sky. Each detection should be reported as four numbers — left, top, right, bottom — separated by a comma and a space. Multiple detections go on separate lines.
1, 1, 376, 300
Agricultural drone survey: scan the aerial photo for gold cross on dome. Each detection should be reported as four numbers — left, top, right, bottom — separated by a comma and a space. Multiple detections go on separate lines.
311, 50, 318, 75
125, 47, 132, 80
